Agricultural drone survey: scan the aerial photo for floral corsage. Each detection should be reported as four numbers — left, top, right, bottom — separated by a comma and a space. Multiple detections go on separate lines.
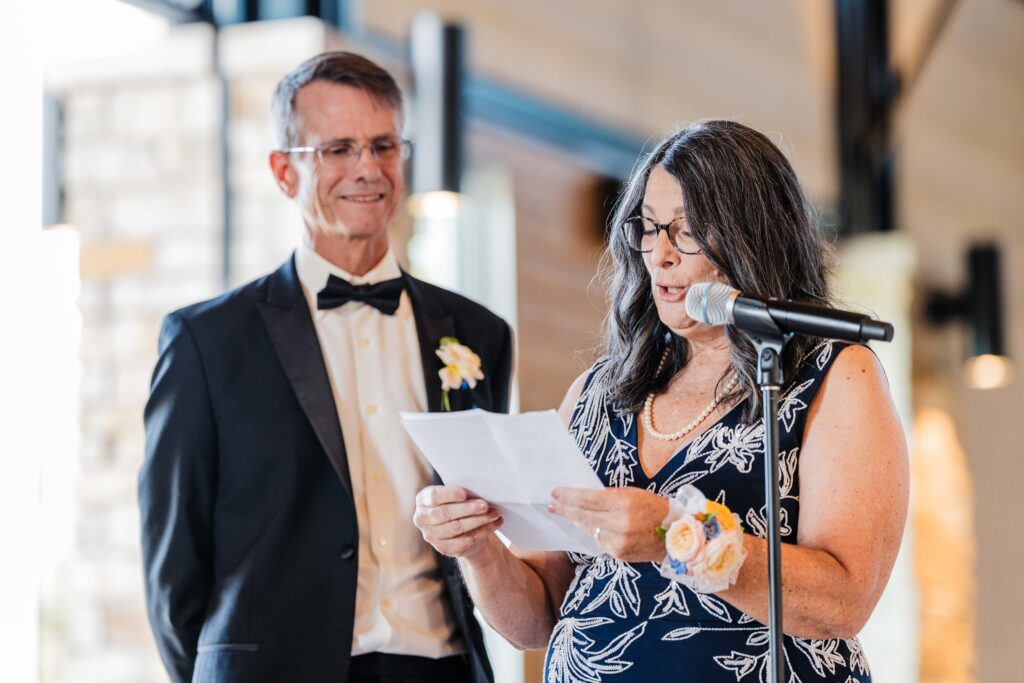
436, 336, 484, 412
656, 485, 747, 593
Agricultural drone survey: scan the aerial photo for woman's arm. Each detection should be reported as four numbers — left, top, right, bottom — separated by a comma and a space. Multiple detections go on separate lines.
414, 372, 591, 649
455, 537, 575, 650
719, 344, 909, 639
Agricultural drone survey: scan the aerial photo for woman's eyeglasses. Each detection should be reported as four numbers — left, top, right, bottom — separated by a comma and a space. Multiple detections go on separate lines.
621, 216, 702, 254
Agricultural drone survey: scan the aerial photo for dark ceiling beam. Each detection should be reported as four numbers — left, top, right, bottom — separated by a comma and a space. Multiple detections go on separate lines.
121, 0, 641, 179
835, 0, 898, 235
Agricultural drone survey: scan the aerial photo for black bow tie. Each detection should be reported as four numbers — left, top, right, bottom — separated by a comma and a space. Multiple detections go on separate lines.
316, 275, 404, 315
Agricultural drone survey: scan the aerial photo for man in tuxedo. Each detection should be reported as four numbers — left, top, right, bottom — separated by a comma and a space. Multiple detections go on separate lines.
140, 51, 513, 683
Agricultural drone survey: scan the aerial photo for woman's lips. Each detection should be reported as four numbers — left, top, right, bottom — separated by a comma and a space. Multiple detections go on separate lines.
655, 284, 687, 302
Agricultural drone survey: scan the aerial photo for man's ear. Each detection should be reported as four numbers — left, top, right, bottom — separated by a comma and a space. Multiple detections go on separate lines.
269, 150, 299, 198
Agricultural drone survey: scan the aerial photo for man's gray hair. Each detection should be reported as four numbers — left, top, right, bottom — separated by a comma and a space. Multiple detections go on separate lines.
271, 51, 403, 148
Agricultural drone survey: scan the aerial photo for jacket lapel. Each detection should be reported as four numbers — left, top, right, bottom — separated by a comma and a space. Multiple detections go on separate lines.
258, 256, 353, 498
403, 273, 458, 413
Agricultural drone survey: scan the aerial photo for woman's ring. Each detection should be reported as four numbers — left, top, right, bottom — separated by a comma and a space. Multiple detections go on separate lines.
593, 527, 602, 543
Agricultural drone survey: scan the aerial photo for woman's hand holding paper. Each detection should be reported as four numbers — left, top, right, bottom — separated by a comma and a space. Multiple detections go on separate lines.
413, 485, 504, 559
549, 487, 669, 562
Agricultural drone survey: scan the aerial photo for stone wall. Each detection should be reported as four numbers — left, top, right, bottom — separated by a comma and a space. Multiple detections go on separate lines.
45, 23, 223, 683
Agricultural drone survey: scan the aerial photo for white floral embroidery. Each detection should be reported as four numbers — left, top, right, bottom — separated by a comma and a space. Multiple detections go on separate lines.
816, 342, 834, 370
546, 618, 646, 683
746, 504, 793, 538
579, 557, 643, 619
846, 638, 870, 676
778, 448, 799, 497
568, 361, 613, 465
567, 551, 597, 568
648, 579, 690, 620
708, 628, 867, 683
714, 648, 763, 681
702, 422, 765, 474
680, 422, 727, 468
713, 630, 782, 683
569, 361, 637, 484
562, 556, 613, 616
661, 627, 700, 641
695, 592, 733, 623
745, 447, 800, 538
657, 466, 709, 498
604, 436, 637, 488
779, 378, 814, 432
794, 638, 847, 677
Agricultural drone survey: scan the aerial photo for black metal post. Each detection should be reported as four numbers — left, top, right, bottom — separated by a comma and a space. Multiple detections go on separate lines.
732, 296, 792, 683
758, 344, 785, 683
410, 13, 464, 196
835, 0, 896, 235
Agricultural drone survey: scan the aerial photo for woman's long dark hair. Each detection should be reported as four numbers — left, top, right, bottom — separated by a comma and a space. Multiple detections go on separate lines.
602, 120, 833, 423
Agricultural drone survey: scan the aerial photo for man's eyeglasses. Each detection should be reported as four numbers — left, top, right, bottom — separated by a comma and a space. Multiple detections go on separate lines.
280, 137, 412, 169
621, 216, 702, 255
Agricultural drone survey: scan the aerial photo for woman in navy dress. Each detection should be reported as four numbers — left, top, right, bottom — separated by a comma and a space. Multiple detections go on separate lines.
413, 120, 907, 682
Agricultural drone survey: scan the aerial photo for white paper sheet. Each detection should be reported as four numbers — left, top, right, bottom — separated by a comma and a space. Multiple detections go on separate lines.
400, 409, 605, 554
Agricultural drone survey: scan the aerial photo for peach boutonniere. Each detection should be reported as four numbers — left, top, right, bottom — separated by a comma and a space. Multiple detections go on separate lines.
436, 336, 484, 412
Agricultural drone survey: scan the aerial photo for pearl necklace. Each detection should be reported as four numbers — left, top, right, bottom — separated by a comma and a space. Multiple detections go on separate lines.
642, 349, 739, 442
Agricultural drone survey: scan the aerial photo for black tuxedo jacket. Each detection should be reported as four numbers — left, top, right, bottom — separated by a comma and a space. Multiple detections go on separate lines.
140, 255, 513, 683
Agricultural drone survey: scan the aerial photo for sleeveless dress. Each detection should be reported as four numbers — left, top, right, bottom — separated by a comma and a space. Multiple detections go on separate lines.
543, 340, 872, 683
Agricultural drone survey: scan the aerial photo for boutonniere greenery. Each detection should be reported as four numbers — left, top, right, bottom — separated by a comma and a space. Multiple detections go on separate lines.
436, 336, 484, 412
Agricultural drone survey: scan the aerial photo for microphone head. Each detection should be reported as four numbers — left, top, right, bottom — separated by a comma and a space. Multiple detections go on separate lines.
685, 282, 737, 325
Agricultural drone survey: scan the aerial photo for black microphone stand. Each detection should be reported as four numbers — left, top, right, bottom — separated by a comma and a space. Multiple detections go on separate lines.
690, 281, 896, 681
733, 299, 792, 683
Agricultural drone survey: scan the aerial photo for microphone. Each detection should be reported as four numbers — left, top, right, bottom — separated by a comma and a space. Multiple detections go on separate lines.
685, 282, 894, 343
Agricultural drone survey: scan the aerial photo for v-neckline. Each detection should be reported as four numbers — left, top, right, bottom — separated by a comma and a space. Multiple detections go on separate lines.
631, 398, 747, 482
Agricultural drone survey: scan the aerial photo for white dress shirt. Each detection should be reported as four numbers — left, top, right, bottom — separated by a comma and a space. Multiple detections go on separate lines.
295, 243, 464, 659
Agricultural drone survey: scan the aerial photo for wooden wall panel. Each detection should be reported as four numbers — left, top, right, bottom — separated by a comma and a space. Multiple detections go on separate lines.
470, 126, 612, 412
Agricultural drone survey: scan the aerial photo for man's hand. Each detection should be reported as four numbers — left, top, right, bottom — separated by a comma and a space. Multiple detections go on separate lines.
413, 485, 503, 559
549, 487, 669, 562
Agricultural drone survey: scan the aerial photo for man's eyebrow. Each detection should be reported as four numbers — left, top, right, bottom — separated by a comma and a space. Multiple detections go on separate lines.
320, 135, 398, 145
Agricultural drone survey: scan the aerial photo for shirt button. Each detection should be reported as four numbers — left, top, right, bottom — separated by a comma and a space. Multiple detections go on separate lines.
339, 544, 356, 560
366, 405, 377, 416
378, 536, 388, 547
357, 337, 369, 348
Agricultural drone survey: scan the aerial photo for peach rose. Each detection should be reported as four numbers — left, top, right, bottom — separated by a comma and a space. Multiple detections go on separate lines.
665, 515, 706, 564
688, 530, 746, 592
